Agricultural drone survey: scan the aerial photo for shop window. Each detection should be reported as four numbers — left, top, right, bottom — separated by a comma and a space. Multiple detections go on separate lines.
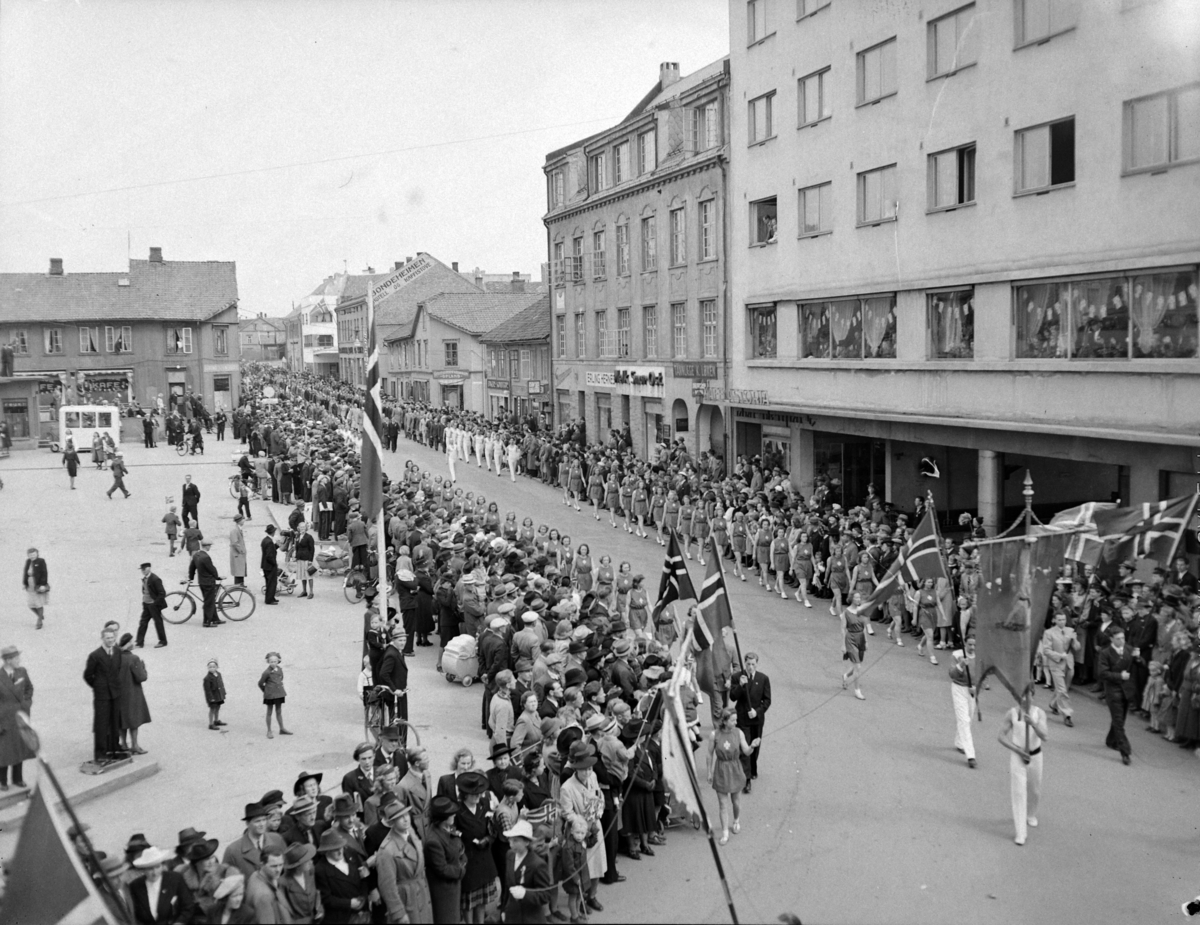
862, 296, 897, 358
750, 304, 777, 357
929, 289, 975, 358
3, 399, 29, 439
751, 197, 778, 245
800, 303, 831, 358
801, 295, 897, 359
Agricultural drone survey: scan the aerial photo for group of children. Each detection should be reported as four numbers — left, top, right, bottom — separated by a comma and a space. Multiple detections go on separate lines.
201, 651, 292, 738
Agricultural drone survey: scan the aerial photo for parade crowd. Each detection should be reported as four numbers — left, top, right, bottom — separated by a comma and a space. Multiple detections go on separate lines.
15, 362, 1200, 923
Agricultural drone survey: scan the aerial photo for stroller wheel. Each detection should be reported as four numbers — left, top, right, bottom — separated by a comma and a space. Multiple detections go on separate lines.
461, 675, 473, 688
445, 673, 456, 683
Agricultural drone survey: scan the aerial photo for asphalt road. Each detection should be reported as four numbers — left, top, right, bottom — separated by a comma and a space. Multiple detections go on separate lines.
1, 433, 1196, 924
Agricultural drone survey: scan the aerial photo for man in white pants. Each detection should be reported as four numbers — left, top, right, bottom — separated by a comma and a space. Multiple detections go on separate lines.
446, 427, 458, 483
998, 690, 1048, 846
474, 429, 485, 467
506, 438, 521, 482
491, 433, 505, 476
948, 645, 976, 768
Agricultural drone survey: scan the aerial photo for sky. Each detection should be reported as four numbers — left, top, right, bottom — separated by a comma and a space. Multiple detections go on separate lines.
0, 0, 729, 316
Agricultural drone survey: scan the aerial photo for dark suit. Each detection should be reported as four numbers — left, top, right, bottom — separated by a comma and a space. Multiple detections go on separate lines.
136, 572, 169, 646
188, 550, 221, 626
503, 847, 552, 923
373, 743, 409, 779
341, 766, 375, 809
377, 643, 408, 741
315, 854, 368, 924
1098, 644, 1136, 758
261, 535, 279, 603
129, 869, 196, 924
731, 669, 771, 779
83, 645, 123, 760
181, 481, 201, 527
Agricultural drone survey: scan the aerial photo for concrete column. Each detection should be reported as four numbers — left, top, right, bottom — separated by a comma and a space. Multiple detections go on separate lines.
1128, 462, 1161, 505
793, 427, 815, 495
978, 449, 1003, 536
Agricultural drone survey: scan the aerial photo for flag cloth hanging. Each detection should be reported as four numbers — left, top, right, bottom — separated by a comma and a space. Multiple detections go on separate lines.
661, 676, 704, 824
861, 507, 950, 611
974, 532, 1068, 705
360, 277, 386, 533
694, 551, 735, 693
651, 530, 697, 623
0, 781, 117, 924
1035, 501, 1116, 563
1091, 494, 1199, 576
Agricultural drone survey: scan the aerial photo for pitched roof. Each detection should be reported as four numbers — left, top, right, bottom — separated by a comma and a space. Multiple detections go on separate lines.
337, 273, 390, 302
386, 291, 544, 343
0, 259, 239, 324
480, 296, 551, 344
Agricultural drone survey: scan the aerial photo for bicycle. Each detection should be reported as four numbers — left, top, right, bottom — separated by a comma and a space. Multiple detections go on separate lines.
164, 578, 257, 623
228, 473, 260, 498
363, 685, 411, 744
343, 567, 375, 604
176, 433, 194, 456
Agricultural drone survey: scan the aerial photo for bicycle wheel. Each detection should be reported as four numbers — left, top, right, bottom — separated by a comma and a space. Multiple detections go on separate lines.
218, 586, 256, 621
229, 479, 239, 498
175, 440, 187, 457
162, 592, 196, 624
343, 580, 365, 605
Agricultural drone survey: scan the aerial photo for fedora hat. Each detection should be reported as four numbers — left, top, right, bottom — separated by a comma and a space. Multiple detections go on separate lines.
584, 713, 607, 733
185, 838, 220, 863
124, 832, 151, 858
284, 843, 316, 870
430, 796, 459, 821
317, 829, 348, 853
132, 846, 173, 869
293, 771, 323, 796
242, 802, 268, 821
611, 637, 632, 657
288, 795, 318, 816
379, 724, 402, 740
331, 794, 357, 818
566, 740, 597, 770
454, 770, 489, 796
382, 802, 413, 824
175, 827, 208, 852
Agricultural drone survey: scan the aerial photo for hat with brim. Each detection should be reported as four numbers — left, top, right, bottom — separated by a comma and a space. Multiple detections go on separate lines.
382, 802, 413, 824
293, 771, 323, 796
185, 838, 220, 863
584, 713, 606, 733
317, 829, 348, 853
138, 562, 152, 570
612, 638, 632, 657
503, 819, 534, 841
489, 743, 512, 761
284, 843, 317, 870
566, 741, 597, 770
430, 796, 459, 821
332, 794, 357, 818
242, 802, 268, 821
288, 795, 318, 816
99, 855, 130, 877
0, 645, 19, 660
132, 846, 174, 869
380, 724, 401, 740
455, 771, 489, 796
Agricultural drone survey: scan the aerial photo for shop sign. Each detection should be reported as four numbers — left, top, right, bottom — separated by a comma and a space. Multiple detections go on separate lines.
673, 361, 717, 379
612, 366, 665, 397
585, 371, 613, 388
370, 254, 434, 303
434, 370, 467, 383
695, 384, 769, 405
487, 378, 510, 391
80, 374, 130, 394
527, 380, 544, 395
735, 407, 801, 424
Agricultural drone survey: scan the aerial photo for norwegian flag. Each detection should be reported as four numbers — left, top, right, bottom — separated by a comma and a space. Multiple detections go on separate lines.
651, 530, 697, 624
1091, 494, 1199, 571
861, 507, 949, 610
693, 543, 735, 697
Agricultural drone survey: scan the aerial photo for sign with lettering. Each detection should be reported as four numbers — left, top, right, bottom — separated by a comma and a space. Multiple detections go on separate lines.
672, 361, 717, 379
487, 378, 510, 391
527, 380, 544, 395
697, 385, 770, 405
370, 254, 434, 304
612, 366, 665, 397
433, 370, 468, 383
585, 371, 614, 388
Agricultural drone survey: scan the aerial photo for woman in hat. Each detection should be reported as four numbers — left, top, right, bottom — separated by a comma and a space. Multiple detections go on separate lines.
314, 828, 370, 924
706, 707, 758, 845
424, 796, 466, 924
455, 770, 499, 924
501, 818, 552, 925
557, 740, 604, 910
117, 634, 151, 755
0, 645, 34, 790
509, 691, 545, 759
181, 836, 234, 921
208, 872, 251, 924
129, 845, 197, 924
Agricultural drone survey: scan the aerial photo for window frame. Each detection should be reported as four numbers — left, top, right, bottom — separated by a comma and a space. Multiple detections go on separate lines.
213, 324, 228, 356
520, 348, 532, 380
555, 317, 566, 359
10, 329, 28, 355
799, 293, 898, 360
596, 311, 610, 358
1013, 116, 1076, 196
1014, 0, 1078, 50
748, 91, 776, 145
617, 307, 631, 358
613, 140, 631, 185
589, 151, 609, 192
167, 326, 193, 355
797, 0, 830, 19
798, 181, 833, 237
104, 324, 134, 354
79, 326, 100, 354
553, 241, 566, 287
592, 230, 607, 280
927, 142, 977, 213
699, 199, 717, 261
927, 3, 978, 80
671, 302, 687, 358
702, 299, 718, 358
669, 207, 687, 267
44, 327, 63, 355
643, 305, 659, 359
798, 66, 832, 128
1122, 84, 1200, 176
572, 236, 584, 283
574, 312, 585, 358
856, 164, 898, 226
638, 129, 657, 174
693, 100, 720, 152
443, 340, 459, 368
856, 37, 898, 107
616, 222, 631, 276
751, 196, 779, 245
747, 0, 775, 45
640, 215, 658, 272
549, 169, 565, 208
927, 287, 976, 359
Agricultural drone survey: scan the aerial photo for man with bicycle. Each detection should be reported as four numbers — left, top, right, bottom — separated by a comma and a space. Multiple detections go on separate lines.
188, 539, 224, 627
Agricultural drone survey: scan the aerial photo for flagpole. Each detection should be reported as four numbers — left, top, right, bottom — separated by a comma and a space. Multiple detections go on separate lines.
709, 536, 744, 669
366, 277, 388, 604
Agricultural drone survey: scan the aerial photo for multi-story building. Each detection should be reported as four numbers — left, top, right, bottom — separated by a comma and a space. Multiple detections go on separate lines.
238, 314, 287, 363
335, 254, 479, 389
543, 58, 731, 460
727, 0, 1199, 527
384, 291, 547, 411
480, 296, 553, 421
284, 274, 344, 377
0, 247, 240, 442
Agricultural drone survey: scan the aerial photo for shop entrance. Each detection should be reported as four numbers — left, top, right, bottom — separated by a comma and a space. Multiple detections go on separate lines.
213, 376, 232, 412
813, 433, 886, 509
442, 385, 462, 410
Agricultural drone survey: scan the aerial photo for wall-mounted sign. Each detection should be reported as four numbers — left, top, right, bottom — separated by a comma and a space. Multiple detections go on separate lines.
487, 378, 510, 391
612, 366, 666, 397
527, 380, 544, 395
673, 361, 717, 379
696, 385, 769, 405
370, 254, 434, 304
434, 370, 468, 383
585, 371, 614, 388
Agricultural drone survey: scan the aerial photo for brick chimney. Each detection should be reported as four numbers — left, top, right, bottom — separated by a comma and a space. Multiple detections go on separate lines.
49, 258, 63, 276
394, 261, 403, 270
452, 262, 459, 272
149, 246, 163, 263
475, 271, 484, 288
660, 62, 680, 90
511, 271, 525, 293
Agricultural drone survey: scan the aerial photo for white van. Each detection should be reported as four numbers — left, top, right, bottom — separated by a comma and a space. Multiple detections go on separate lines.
54, 405, 121, 453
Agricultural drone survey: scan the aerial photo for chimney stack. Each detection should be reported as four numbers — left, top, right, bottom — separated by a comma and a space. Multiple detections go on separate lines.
149, 247, 163, 263
511, 271, 525, 293
659, 62, 680, 89
394, 261, 403, 270
405, 256, 413, 265
452, 261, 459, 273
474, 271, 484, 288
49, 258, 63, 276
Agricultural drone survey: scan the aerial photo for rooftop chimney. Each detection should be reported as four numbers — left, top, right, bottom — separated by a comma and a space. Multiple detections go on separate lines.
149, 246, 163, 263
474, 271, 483, 288
660, 62, 680, 90
405, 256, 413, 265
394, 261, 403, 270
452, 261, 459, 273
511, 271, 525, 293
49, 258, 63, 276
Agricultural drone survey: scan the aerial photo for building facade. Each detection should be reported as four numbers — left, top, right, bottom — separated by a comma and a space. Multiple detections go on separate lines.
727, 0, 1200, 526
543, 59, 731, 461
0, 248, 240, 442
385, 291, 547, 412
480, 296, 553, 421
285, 274, 344, 376
238, 314, 287, 363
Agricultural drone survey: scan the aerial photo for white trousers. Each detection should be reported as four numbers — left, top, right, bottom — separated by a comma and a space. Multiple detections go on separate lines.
1010, 751, 1043, 843
475, 439, 485, 466
951, 684, 975, 760
507, 450, 519, 481
447, 451, 457, 483
492, 445, 504, 475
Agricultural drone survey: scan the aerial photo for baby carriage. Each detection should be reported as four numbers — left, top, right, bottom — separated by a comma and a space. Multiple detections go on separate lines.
315, 543, 350, 576
442, 634, 479, 687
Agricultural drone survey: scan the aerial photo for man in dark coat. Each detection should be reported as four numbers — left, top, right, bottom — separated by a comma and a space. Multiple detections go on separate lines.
181, 474, 201, 527
129, 846, 196, 924
188, 540, 223, 627
731, 652, 772, 792
262, 525, 280, 604
1098, 628, 1137, 765
83, 626, 124, 762
135, 562, 169, 648
0, 646, 34, 789
341, 742, 376, 808
314, 829, 370, 924
22, 547, 49, 629
424, 796, 466, 925
377, 629, 409, 745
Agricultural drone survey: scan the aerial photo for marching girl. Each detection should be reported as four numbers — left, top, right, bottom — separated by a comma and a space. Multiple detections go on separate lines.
604, 472, 621, 529
615, 561, 634, 622
484, 501, 502, 533
502, 511, 518, 541
587, 468, 604, 521
660, 489, 680, 547
619, 476, 635, 534
677, 495, 695, 560
631, 480, 650, 539
790, 531, 815, 608
518, 516, 536, 545
627, 575, 650, 640
567, 457, 585, 511
534, 523, 550, 554
849, 553, 877, 637
691, 499, 709, 566
730, 512, 749, 581
572, 543, 594, 592
709, 505, 731, 569
558, 535, 574, 574
546, 529, 563, 568
754, 518, 773, 590
769, 528, 790, 600
650, 485, 667, 544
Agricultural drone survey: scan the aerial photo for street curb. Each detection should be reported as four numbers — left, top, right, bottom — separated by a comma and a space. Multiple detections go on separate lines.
0, 761, 161, 828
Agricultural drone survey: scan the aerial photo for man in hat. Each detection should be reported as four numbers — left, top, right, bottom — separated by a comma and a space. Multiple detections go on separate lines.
378, 628, 409, 742
424, 795, 466, 923
222, 803, 287, 878
129, 845, 196, 924
0, 645, 33, 790
245, 846, 291, 923
262, 525, 281, 605
188, 538, 224, 628
181, 474, 201, 527
342, 742, 377, 808
377, 801, 434, 923
229, 514, 248, 586
315, 794, 369, 860
180, 835, 235, 920
281, 842, 323, 922
171, 826, 209, 872
558, 739, 605, 910
480, 616, 512, 732
135, 562, 169, 649
511, 612, 543, 678
125, 832, 151, 868
374, 723, 410, 778
608, 637, 638, 705
83, 624, 124, 763
106, 452, 131, 499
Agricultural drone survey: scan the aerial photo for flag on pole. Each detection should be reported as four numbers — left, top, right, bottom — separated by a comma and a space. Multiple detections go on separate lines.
0, 781, 118, 924
974, 532, 1068, 705
694, 551, 735, 693
861, 507, 949, 610
1091, 494, 1199, 573
361, 278, 386, 536
651, 531, 697, 624
1035, 501, 1117, 563
661, 673, 704, 824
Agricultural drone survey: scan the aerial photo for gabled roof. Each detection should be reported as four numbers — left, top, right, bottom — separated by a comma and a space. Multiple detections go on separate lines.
337, 273, 390, 302
480, 296, 551, 344
0, 258, 238, 324
387, 291, 544, 343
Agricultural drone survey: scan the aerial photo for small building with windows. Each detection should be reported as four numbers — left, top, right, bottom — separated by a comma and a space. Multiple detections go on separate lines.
726, 0, 1200, 526
384, 291, 546, 412
480, 295, 553, 422
238, 314, 287, 364
285, 273, 344, 377
543, 58, 731, 462
0, 248, 240, 444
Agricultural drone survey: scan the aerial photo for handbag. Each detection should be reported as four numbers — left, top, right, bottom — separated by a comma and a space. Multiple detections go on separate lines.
307, 564, 318, 577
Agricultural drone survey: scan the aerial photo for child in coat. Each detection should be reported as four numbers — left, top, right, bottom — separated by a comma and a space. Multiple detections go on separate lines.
258, 651, 291, 738
204, 658, 226, 730
162, 506, 181, 557
1145, 661, 1168, 733
558, 816, 592, 923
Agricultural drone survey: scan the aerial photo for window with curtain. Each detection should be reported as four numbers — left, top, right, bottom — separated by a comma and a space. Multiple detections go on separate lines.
928, 290, 975, 358
800, 304, 830, 358
1131, 269, 1198, 358
79, 326, 100, 354
1070, 277, 1129, 359
1014, 282, 1067, 358
751, 305, 777, 357
862, 296, 896, 358
616, 223, 630, 275
829, 300, 862, 359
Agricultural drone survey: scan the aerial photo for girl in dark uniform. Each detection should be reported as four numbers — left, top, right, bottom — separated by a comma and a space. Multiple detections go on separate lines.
691, 501, 709, 566
649, 486, 666, 543
677, 496, 695, 560
587, 470, 604, 521
730, 513, 748, 581
770, 528, 790, 599
754, 519, 773, 590
790, 531, 815, 608
659, 490, 680, 546
631, 481, 650, 538
604, 473, 621, 528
